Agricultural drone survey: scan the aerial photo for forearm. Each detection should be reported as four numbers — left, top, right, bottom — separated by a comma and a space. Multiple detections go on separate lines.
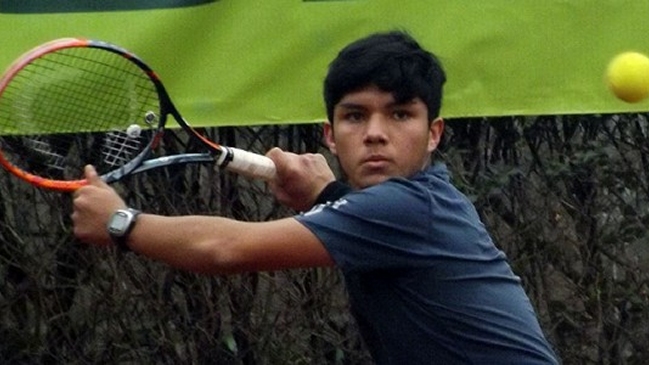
72, 165, 332, 274
122, 214, 333, 274
126, 214, 244, 274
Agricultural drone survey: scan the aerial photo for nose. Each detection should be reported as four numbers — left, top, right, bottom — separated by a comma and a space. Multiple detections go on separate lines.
363, 114, 388, 145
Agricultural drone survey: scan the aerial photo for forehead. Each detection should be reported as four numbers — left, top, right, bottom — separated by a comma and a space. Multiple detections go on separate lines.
335, 85, 423, 110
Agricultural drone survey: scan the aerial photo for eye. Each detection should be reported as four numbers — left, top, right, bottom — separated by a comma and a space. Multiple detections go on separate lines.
392, 109, 412, 121
342, 111, 365, 123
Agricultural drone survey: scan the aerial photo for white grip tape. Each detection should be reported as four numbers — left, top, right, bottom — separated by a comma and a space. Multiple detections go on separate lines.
225, 147, 277, 180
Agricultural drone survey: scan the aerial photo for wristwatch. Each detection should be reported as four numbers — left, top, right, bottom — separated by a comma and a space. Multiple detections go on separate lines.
107, 208, 141, 252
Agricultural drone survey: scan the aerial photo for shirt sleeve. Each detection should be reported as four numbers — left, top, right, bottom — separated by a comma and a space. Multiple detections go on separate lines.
295, 178, 435, 272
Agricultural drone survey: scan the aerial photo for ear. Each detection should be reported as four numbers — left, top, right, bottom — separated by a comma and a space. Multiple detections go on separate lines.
323, 121, 337, 155
427, 117, 444, 153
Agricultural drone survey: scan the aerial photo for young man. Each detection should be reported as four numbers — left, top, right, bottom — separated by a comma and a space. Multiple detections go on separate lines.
72, 31, 560, 364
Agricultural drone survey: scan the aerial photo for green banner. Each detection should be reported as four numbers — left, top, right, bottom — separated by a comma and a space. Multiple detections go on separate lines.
0, 0, 217, 13
1, 0, 649, 127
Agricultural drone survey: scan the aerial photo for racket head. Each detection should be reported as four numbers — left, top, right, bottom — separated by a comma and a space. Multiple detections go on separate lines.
0, 38, 168, 192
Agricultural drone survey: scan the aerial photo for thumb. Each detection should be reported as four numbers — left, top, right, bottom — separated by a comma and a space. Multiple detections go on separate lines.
84, 165, 108, 187
265, 147, 289, 187
266, 147, 286, 169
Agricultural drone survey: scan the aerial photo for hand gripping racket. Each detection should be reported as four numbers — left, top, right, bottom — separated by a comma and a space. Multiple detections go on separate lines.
0, 38, 276, 192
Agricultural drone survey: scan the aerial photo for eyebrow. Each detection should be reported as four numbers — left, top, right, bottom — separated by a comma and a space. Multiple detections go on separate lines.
336, 99, 418, 110
335, 102, 365, 110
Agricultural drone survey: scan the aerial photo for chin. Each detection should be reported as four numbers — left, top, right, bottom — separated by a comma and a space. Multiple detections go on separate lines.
353, 174, 392, 189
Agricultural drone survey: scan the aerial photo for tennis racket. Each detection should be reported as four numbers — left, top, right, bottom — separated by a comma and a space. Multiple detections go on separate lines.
0, 38, 276, 192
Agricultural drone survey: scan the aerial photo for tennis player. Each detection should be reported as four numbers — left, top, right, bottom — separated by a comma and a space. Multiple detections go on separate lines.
73, 31, 560, 364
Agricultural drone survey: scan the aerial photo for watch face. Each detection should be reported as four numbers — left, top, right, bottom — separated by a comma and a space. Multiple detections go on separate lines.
108, 211, 131, 236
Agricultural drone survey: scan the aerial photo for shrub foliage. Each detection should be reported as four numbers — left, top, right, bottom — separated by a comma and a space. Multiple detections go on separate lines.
1, 115, 648, 364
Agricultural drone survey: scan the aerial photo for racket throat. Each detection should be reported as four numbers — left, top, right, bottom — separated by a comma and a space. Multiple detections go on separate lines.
215, 146, 234, 168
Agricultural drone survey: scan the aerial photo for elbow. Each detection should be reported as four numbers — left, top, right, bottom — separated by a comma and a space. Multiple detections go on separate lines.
180, 219, 257, 276
203, 237, 249, 275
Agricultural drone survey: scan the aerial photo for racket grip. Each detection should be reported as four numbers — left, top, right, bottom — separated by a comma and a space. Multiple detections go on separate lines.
222, 147, 277, 181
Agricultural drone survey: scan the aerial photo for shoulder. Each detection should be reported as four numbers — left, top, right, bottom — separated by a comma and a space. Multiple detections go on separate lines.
300, 171, 437, 227
360, 176, 430, 204
298, 163, 465, 227
354, 163, 455, 210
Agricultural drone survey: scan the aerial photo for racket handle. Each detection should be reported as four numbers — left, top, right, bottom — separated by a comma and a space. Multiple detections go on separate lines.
220, 147, 277, 181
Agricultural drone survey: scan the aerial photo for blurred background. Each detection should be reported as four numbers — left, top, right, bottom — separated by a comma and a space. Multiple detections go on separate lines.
2, 1, 649, 364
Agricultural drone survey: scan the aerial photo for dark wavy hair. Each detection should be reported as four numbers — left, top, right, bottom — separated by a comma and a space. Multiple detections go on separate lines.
324, 31, 446, 123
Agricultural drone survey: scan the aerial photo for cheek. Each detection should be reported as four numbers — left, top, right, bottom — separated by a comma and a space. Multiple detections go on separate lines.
331, 129, 356, 155
402, 130, 432, 151
334, 141, 357, 166
393, 131, 434, 167
332, 138, 361, 170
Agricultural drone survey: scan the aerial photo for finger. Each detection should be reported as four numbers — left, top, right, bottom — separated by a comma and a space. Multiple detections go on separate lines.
314, 153, 327, 163
84, 165, 109, 187
266, 147, 285, 165
266, 148, 291, 183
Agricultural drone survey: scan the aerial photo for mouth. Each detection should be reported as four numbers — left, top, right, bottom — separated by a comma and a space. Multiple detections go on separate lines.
362, 155, 391, 169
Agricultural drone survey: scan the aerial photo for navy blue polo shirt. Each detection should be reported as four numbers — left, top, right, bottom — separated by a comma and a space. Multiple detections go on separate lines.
296, 163, 560, 364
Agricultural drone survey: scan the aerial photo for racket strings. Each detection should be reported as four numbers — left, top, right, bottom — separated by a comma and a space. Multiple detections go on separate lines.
101, 129, 142, 167
23, 137, 67, 171
0, 46, 161, 179
21, 50, 155, 133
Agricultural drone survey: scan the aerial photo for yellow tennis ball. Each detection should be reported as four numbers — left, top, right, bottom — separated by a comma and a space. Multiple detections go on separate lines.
606, 52, 649, 103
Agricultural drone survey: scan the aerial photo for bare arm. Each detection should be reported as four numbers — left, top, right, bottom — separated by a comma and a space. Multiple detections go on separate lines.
126, 215, 332, 274
72, 165, 333, 275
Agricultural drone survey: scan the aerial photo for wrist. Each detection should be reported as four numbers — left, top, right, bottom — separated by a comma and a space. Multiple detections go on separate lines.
313, 181, 352, 206
107, 208, 141, 252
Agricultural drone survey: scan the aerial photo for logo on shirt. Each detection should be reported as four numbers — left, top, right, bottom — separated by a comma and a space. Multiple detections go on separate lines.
303, 198, 348, 217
